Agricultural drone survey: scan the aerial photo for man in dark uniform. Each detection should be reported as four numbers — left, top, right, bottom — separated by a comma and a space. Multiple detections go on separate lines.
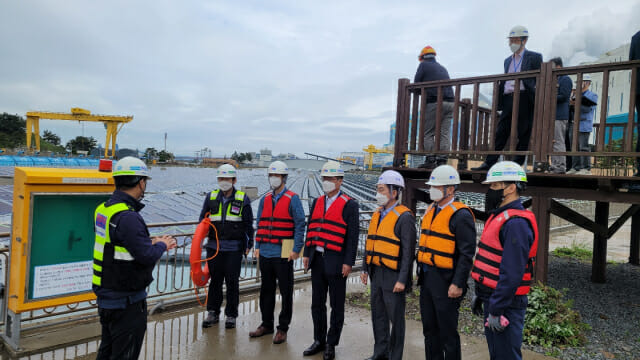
361, 170, 416, 360
93, 156, 176, 360
199, 163, 254, 329
303, 161, 359, 360
417, 165, 476, 360
471, 161, 538, 360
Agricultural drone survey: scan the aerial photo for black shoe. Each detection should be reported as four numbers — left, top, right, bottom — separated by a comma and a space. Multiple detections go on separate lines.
323, 345, 335, 360
303, 341, 326, 356
225, 316, 236, 329
471, 162, 491, 171
365, 356, 389, 360
635, 170, 640, 177
202, 312, 219, 328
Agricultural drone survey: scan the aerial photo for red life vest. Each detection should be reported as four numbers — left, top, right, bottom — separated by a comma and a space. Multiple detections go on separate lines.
305, 194, 351, 252
255, 190, 296, 244
471, 209, 539, 295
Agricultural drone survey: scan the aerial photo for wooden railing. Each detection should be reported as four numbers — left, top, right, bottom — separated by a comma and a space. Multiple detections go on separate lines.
394, 60, 640, 174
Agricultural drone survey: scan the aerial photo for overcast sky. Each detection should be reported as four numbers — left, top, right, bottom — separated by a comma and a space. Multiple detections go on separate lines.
1, 1, 638, 157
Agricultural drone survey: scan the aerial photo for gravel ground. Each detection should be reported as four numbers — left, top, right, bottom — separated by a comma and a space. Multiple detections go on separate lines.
347, 256, 640, 360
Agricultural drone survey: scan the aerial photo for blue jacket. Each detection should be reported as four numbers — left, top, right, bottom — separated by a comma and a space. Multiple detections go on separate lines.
476, 199, 534, 316
556, 75, 573, 120
93, 190, 167, 309
578, 90, 598, 132
255, 187, 306, 258
413, 58, 455, 102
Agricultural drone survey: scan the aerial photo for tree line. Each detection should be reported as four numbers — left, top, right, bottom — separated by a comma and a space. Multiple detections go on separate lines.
0, 112, 174, 161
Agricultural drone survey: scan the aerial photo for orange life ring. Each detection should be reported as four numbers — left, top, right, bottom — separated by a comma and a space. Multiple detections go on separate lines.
190, 217, 213, 287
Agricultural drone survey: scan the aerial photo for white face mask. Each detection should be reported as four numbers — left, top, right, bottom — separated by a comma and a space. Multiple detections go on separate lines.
218, 181, 233, 192
429, 187, 444, 202
510, 43, 522, 54
322, 180, 336, 194
269, 176, 282, 190
375, 192, 389, 207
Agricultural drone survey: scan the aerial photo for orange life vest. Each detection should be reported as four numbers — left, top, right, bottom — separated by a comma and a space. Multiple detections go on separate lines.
365, 205, 411, 271
305, 194, 350, 252
417, 201, 473, 269
255, 190, 296, 244
471, 209, 539, 295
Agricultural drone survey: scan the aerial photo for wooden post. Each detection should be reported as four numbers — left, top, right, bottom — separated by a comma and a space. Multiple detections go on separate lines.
631, 212, 640, 266
532, 194, 550, 283
591, 201, 609, 283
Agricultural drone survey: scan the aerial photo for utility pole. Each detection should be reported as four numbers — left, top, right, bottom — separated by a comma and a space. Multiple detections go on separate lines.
164, 132, 167, 152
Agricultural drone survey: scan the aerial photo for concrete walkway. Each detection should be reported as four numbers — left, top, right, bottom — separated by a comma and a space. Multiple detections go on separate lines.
7, 277, 555, 359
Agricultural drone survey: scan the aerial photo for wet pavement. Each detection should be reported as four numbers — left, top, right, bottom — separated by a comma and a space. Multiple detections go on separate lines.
3, 278, 555, 359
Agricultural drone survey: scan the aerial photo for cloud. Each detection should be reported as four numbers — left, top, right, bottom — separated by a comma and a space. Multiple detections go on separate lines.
0, 0, 637, 157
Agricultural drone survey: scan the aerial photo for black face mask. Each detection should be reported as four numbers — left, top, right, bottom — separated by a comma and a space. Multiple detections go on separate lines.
485, 188, 504, 212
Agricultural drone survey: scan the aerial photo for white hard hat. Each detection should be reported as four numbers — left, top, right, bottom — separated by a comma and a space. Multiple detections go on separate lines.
583, 74, 592, 82
426, 165, 460, 186
268, 160, 289, 175
483, 161, 527, 184
508, 25, 529, 38
377, 170, 405, 188
113, 157, 151, 178
217, 164, 237, 178
321, 161, 344, 177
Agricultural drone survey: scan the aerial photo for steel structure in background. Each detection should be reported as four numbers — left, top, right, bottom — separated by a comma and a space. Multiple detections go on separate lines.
392, 59, 640, 284
25, 108, 133, 158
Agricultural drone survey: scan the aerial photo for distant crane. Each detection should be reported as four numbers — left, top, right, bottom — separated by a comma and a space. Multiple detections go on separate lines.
26, 108, 133, 158
362, 144, 393, 170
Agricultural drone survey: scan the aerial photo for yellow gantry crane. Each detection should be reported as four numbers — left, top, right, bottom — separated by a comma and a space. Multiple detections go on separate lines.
26, 108, 133, 158
362, 144, 393, 170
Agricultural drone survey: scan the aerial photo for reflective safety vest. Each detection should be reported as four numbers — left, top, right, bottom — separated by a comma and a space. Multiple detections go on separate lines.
255, 190, 296, 244
305, 194, 351, 252
208, 189, 247, 241
417, 202, 473, 269
93, 202, 154, 291
471, 209, 539, 296
365, 205, 411, 271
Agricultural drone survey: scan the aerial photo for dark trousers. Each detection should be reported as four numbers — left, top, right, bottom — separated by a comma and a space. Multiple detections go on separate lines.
370, 266, 406, 360
259, 256, 294, 332
96, 300, 147, 360
486, 93, 534, 166
635, 94, 640, 170
206, 249, 242, 317
310, 253, 347, 346
565, 121, 573, 171
420, 268, 463, 360
483, 296, 528, 360
571, 132, 591, 170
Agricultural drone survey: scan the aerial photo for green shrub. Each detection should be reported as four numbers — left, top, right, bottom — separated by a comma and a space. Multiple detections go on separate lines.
524, 283, 590, 348
551, 244, 592, 262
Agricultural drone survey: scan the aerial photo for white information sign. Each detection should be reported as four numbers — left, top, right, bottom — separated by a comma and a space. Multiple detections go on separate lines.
32, 261, 93, 299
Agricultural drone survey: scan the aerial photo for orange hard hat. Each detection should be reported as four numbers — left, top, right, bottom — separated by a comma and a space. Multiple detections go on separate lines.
419, 46, 436, 58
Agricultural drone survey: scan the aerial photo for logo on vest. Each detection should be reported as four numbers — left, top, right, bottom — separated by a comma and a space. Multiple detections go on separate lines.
96, 213, 107, 238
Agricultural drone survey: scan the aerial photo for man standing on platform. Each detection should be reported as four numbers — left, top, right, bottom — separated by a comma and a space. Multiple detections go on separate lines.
414, 45, 456, 169
303, 161, 359, 360
548, 57, 573, 174
200, 164, 254, 329
630, 30, 640, 176
470, 161, 538, 360
250, 161, 306, 344
417, 165, 476, 360
361, 170, 415, 360
473, 26, 543, 170
93, 157, 177, 360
